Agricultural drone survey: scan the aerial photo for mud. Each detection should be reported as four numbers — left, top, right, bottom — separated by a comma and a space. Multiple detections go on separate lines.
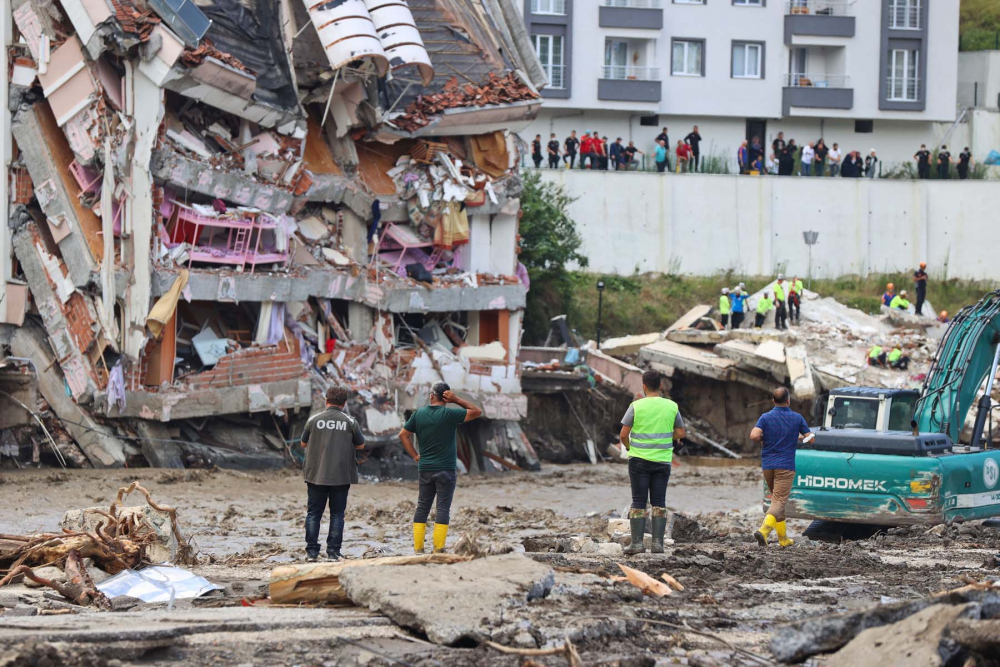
1, 463, 998, 666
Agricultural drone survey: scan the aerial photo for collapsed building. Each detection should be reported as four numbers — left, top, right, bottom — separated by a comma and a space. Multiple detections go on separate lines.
0, 0, 548, 473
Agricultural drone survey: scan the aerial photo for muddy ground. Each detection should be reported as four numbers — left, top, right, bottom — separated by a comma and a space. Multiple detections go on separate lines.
1, 462, 999, 666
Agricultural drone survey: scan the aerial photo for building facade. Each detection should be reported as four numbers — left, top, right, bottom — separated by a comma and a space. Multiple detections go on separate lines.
520, 0, 961, 171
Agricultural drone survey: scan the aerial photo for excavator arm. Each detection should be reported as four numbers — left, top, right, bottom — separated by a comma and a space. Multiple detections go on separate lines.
913, 290, 1000, 444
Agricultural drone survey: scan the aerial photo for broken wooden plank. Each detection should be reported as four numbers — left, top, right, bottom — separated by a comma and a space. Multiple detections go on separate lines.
660, 572, 685, 591
618, 563, 672, 597
269, 554, 470, 605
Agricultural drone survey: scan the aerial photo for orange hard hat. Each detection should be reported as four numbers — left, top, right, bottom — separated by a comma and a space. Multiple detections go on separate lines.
887, 282, 894, 290
920, 262, 927, 268
940, 310, 948, 318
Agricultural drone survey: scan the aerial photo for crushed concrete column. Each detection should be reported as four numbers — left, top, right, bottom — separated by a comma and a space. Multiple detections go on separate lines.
10, 104, 98, 287
134, 421, 184, 468
348, 302, 375, 341
10, 322, 127, 468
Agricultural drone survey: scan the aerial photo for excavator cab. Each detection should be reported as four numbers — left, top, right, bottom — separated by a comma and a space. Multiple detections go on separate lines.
824, 388, 920, 431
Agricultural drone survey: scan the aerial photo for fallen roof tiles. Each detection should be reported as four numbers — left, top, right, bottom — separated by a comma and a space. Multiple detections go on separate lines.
390, 72, 538, 133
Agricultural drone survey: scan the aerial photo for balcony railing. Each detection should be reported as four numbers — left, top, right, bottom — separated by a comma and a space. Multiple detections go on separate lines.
784, 73, 851, 88
531, 0, 566, 14
601, 65, 661, 81
544, 65, 566, 89
784, 0, 853, 16
887, 76, 920, 101
600, 0, 664, 7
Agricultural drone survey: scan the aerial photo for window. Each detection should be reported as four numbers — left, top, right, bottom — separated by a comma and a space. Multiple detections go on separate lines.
830, 398, 879, 430
604, 38, 629, 79
531, 0, 566, 15
639, 115, 660, 126
887, 394, 917, 431
855, 120, 874, 133
672, 40, 703, 76
532, 34, 565, 89
733, 0, 763, 5
889, 0, 920, 29
674, 0, 705, 4
887, 48, 919, 101
732, 42, 763, 78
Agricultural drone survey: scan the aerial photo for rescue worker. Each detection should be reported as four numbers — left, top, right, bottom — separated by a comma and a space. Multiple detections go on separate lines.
788, 276, 804, 324
867, 344, 887, 367
730, 288, 748, 330
773, 276, 788, 330
882, 283, 896, 307
890, 290, 911, 310
619, 371, 685, 556
300, 386, 366, 562
888, 345, 910, 371
938, 310, 950, 324
399, 382, 482, 554
719, 288, 732, 329
914, 262, 928, 316
754, 292, 774, 329
750, 387, 813, 548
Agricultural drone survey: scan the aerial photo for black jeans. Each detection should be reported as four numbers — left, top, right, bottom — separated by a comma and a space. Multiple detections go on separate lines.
788, 293, 801, 321
564, 153, 576, 168
532, 155, 542, 168
628, 457, 672, 509
692, 152, 700, 171
305, 483, 350, 556
754, 312, 766, 328
938, 164, 949, 179
720, 314, 729, 328
548, 155, 559, 168
915, 287, 926, 315
414, 470, 457, 525
731, 312, 745, 329
775, 300, 787, 329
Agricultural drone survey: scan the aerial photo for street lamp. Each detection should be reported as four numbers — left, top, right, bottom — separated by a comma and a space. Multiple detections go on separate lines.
596, 280, 606, 348
803, 231, 819, 291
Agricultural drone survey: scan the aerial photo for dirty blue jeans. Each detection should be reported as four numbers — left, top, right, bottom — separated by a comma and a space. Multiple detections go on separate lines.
305, 483, 350, 557
413, 470, 457, 525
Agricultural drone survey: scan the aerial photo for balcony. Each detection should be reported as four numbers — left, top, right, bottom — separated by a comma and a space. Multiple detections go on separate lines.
782, 73, 853, 113
530, 0, 566, 15
599, 0, 663, 30
783, 0, 855, 43
598, 66, 661, 102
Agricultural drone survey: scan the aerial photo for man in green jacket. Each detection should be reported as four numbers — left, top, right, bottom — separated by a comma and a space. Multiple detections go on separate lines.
754, 292, 774, 329
773, 276, 788, 330
399, 382, 482, 554
719, 288, 732, 329
890, 290, 911, 310
619, 371, 685, 555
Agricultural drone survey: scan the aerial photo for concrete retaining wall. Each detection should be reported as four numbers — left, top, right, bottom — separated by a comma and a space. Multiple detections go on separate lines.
537, 170, 1000, 281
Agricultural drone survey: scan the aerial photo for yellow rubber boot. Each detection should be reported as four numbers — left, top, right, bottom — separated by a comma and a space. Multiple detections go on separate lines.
413, 523, 427, 554
432, 523, 449, 553
755, 514, 777, 547
775, 521, 794, 548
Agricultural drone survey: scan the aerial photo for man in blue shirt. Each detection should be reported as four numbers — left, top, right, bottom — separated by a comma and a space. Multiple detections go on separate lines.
730, 288, 749, 330
750, 387, 812, 548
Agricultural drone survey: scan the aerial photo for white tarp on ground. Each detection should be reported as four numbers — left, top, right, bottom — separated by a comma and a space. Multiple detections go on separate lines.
97, 565, 221, 602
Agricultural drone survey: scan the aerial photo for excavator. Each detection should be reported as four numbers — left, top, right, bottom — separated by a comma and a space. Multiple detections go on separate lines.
782, 290, 1000, 531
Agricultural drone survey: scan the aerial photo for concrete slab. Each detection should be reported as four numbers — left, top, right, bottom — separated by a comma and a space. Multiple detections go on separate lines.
600, 332, 661, 356
666, 305, 713, 332
880, 305, 934, 330
586, 349, 643, 395
339, 553, 555, 646
715, 340, 787, 380
639, 339, 738, 381
786, 345, 817, 401
666, 328, 794, 346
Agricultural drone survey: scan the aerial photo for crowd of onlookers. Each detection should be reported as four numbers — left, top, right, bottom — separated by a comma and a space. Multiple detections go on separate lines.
529, 127, 976, 179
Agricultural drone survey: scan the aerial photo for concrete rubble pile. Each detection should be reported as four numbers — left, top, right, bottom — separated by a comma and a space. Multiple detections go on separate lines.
0, 0, 547, 474
598, 289, 946, 455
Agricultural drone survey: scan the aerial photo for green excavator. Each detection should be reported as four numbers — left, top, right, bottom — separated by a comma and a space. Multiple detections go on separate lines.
782, 290, 1000, 530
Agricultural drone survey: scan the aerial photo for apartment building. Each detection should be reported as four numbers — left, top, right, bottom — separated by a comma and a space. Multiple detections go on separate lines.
520, 0, 961, 170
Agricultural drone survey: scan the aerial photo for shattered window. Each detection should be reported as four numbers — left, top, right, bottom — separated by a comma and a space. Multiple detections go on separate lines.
830, 398, 879, 430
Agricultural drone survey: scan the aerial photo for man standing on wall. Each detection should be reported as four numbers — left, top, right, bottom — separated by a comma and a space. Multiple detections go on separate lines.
914, 262, 928, 316
719, 287, 732, 329
547, 133, 560, 168
800, 142, 814, 176
731, 288, 748, 329
750, 387, 812, 548
579, 132, 594, 169
914, 144, 931, 179
828, 143, 841, 177
788, 276, 803, 325
938, 145, 952, 179
655, 127, 671, 171
771, 132, 785, 161
958, 147, 973, 179
399, 383, 482, 554
619, 370, 685, 556
531, 134, 543, 169
610, 137, 624, 171
865, 149, 879, 179
754, 291, 774, 328
301, 386, 365, 562
685, 125, 702, 172
564, 131, 579, 169
655, 140, 669, 173
773, 276, 788, 331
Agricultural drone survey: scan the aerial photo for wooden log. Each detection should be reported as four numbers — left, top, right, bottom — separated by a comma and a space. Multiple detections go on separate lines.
269, 553, 470, 605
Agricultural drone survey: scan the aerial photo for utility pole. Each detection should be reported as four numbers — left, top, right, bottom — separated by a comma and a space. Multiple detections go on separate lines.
596, 280, 606, 348
803, 231, 819, 291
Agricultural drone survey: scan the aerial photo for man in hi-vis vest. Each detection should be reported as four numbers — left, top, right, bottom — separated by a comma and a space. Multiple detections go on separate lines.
619, 370, 685, 555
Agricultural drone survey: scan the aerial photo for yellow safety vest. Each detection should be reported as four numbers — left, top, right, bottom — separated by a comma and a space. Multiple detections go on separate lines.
888, 348, 902, 364
774, 283, 785, 301
756, 297, 773, 314
719, 295, 731, 315
869, 345, 883, 359
629, 397, 678, 463
794, 280, 804, 294
890, 296, 911, 310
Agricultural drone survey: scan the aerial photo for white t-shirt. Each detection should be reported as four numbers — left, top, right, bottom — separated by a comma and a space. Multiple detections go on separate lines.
801, 145, 815, 164
828, 148, 841, 163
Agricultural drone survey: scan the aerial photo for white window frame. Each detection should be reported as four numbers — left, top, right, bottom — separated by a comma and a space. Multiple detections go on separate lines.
531, 0, 567, 15
732, 42, 763, 79
889, 0, 921, 30
672, 40, 703, 77
532, 34, 565, 89
733, 0, 764, 6
673, 0, 705, 4
887, 48, 919, 101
